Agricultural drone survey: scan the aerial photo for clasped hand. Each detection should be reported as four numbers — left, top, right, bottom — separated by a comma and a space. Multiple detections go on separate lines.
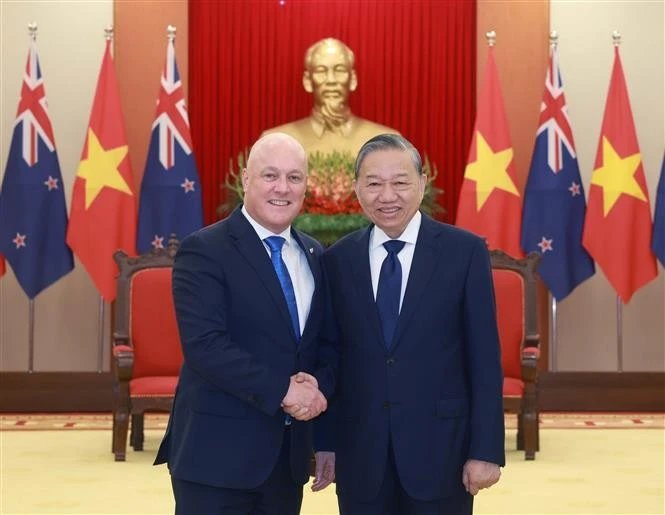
281, 372, 327, 421
462, 459, 501, 495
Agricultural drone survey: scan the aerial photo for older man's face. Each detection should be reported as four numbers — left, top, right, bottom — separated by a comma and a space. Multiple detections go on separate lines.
308, 43, 353, 113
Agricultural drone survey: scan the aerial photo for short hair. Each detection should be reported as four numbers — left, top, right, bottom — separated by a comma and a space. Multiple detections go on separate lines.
354, 134, 423, 179
304, 38, 355, 70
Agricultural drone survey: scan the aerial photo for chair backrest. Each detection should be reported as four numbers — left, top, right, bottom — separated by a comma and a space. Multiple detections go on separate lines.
489, 250, 540, 380
113, 236, 183, 378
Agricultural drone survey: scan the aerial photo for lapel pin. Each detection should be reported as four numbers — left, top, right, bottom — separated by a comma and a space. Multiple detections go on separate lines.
309, 248, 314, 254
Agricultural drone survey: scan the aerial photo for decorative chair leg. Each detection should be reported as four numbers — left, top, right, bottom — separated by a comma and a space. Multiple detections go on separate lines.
516, 413, 524, 450
523, 410, 537, 460
112, 411, 117, 454
113, 409, 130, 462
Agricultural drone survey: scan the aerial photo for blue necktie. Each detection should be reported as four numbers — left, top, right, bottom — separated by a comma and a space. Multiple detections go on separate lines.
376, 240, 405, 348
264, 236, 300, 342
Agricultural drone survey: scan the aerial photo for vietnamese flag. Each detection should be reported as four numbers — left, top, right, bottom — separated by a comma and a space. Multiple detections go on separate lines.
582, 46, 657, 303
0, 254, 5, 277
456, 45, 523, 257
66, 39, 137, 301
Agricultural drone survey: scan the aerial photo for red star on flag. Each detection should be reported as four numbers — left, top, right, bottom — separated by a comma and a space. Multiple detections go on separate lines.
44, 175, 59, 190
568, 181, 581, 197
180, 178, 195, 193
13, 233, 27, 249
151, 235, 164, 249
537, 236, 553, 253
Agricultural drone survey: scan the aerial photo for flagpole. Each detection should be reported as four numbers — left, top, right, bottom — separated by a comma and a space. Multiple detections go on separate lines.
28, 299, 35, 372
616, 295, 623, 372
611, 30, 624, 374
550, 296, 558, 371
26, 23, 39, 375
547, 30, 558, 373
97, 296, 105, 373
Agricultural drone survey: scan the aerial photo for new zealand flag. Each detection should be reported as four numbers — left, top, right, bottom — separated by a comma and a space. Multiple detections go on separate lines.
521, 46, 595, 301
0, 39, 73, 298
137, 35, 203, 253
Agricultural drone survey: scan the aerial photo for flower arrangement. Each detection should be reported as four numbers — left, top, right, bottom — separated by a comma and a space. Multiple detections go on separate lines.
223, 150, 443, 246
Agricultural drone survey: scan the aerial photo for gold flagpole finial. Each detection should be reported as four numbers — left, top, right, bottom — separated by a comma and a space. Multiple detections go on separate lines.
104, 25, 114, 41
28, 22, 38, 41
612, 30, 622, 47
167, 25, 176, 42
486, 30, 496, 47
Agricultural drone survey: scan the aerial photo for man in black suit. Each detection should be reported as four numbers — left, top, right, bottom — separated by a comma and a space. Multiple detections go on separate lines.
318, 134, 505, 514
155, 133, 336, 514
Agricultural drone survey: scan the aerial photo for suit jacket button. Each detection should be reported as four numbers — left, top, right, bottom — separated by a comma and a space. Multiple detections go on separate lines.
383, 401, 390, 409
386, 358, 396, 366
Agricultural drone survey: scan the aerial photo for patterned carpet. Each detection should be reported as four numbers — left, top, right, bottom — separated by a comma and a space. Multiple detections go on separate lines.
1, 412, 663, 431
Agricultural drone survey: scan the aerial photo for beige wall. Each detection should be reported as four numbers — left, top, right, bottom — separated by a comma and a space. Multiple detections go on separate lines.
0, 1, 188, 372
551, 0, 665, 371
0, 1, 114, 371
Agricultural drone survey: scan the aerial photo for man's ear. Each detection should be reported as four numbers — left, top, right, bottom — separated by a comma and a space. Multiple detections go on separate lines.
349, 70, 358, 92
303, 71, 313, 93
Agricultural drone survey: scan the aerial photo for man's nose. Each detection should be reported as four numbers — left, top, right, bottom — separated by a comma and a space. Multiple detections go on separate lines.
325, 68, 337, 83
378, 184, 398, 201
274, 175, 290, 192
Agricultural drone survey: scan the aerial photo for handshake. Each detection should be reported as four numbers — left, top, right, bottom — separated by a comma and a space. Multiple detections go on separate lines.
281, 372, 327, 421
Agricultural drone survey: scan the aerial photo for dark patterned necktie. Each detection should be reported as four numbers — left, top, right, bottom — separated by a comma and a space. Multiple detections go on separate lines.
376, 240, 405, 347
264, 236, 300, 341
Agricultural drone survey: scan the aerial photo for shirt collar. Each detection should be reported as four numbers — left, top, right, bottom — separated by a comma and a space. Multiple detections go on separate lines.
241, 205, 293, 246
370, 210, 422, 251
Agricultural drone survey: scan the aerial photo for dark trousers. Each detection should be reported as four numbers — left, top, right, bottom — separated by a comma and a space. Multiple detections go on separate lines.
338, 441, 473, 515
171, 429, 302, 515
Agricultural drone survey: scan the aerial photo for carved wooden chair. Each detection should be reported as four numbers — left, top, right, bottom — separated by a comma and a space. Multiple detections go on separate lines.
490, 249, 541, 460
111, 236, 183, 461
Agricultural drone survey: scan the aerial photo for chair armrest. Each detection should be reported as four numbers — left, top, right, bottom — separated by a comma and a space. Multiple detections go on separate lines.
113, 345, 134, 382
521, 347, 539, 383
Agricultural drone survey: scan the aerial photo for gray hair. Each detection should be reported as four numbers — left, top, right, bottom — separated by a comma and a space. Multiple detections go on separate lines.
354, 134, 422, 179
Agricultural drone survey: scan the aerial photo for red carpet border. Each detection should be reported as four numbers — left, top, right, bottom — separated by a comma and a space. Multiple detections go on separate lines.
0, 412, 663, 431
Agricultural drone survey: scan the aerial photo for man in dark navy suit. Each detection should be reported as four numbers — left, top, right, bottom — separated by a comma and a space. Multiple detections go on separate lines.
155, 133, 337, 514
317, 134, 505, 514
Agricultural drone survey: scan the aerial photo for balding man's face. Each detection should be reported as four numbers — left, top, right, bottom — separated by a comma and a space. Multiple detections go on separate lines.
242, 138, 307, 234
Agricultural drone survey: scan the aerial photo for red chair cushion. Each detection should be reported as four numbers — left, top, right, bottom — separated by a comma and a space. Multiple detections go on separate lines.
503, 376, 525, 397
129, 268, 183, 378
492, 269, 525, 380
130, 376, 178, 396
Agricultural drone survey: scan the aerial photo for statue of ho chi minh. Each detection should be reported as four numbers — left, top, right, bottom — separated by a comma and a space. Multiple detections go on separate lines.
261, 37, 399, 156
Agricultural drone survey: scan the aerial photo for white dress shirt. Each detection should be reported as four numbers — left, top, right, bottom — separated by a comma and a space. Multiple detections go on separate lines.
369, 211, 422, 313
242, 206, 315, 336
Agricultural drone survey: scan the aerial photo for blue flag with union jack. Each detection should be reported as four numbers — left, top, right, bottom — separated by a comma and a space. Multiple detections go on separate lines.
137, 36, 203, 253
521, 45, 595, 301
653, 153, 665, 267
0, 39, 74, 298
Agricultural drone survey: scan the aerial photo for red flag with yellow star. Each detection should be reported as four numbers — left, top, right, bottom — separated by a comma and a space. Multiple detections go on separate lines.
66, 40, 137, 301
0, 254, 5, 277
456, 47, 523, 257
582, 47, 657, 303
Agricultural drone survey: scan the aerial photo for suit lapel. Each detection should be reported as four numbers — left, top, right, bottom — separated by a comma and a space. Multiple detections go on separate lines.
349, 226, 385, 348
229, 209, 297, 344
291, 229, 320, 347
392, 215, 440, 350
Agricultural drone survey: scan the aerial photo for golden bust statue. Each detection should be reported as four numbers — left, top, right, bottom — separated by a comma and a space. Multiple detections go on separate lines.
262, 37, 399, 156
